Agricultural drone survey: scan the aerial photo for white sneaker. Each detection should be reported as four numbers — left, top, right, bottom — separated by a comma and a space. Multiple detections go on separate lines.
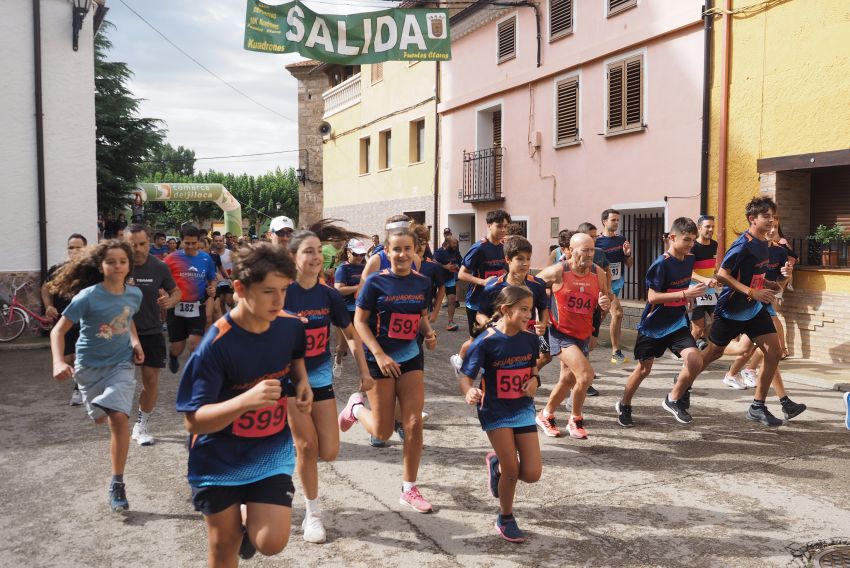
741, 368, 757, 388
722, 374, 746, 390
332, 355, 343, 379
302, 511, 327, 543
69, 388, 83, 407
450, 354, 463, 378
131, 422, 155, 446
421, 411, 429, 423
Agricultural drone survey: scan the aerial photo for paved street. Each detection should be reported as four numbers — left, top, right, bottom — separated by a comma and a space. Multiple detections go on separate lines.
2, 313, 849, 568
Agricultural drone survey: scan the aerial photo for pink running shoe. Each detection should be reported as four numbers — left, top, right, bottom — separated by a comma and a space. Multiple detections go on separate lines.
338, 392, 364, 432
399, 486, 433, 513
567, 415, 588, 439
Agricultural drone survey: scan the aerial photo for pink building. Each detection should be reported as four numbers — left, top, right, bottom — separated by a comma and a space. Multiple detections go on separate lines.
439, 0, 707, 300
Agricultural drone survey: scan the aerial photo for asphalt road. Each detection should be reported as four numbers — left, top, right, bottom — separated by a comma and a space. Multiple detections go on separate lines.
2, 312, 849, 568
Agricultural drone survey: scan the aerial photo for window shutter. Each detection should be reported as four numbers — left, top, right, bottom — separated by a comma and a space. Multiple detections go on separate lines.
608, 0, 637, 16
492, 110, 502, 196
607, 62, 624, 132
625, 57, 643, 128
556, 77, 579, 145
497, 18, 516, 63
372, 62, 383, 83
550, 0, 573, 39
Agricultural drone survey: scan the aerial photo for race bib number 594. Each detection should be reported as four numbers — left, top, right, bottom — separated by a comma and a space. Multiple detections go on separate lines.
232, 397, 287, 438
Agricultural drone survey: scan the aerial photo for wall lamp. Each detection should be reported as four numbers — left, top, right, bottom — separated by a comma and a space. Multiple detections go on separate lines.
72, 0, 93, 52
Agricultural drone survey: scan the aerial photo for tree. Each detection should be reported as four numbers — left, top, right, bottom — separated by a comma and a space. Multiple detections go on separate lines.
95, 24, 165, 212
141, 143, 196, 178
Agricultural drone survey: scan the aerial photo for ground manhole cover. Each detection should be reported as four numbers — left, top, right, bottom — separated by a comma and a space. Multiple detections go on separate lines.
814, 546, 850, 568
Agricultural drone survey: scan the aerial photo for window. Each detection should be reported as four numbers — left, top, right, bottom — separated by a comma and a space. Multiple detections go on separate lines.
606, 54, 644, 135
550, 0, 573, 41
409, 119, 426, 164
608, 0, 637, 17
359, 137, 370, 175
371, 62, 383, 84
497, 17, 516, 63
555, 76, 579, 146
379, 129, 392, 170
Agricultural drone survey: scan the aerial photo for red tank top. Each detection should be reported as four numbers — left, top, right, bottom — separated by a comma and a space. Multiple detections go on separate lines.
550, 264, 599, 340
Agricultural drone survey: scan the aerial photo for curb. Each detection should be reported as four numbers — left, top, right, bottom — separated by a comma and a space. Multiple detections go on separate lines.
0, 338, 50, 352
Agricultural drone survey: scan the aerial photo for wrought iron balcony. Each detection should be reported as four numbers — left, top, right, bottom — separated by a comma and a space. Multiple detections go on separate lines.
462, 147, 505, 203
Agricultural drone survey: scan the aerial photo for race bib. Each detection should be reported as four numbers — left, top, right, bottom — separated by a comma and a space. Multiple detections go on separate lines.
175, 301, 200, 318
610, 262, 622, 281
387, 313, 420, 340
496, 368, 530, 399
564, 291, 594, 315
232, 396, 287, 438
305, 327, 329, 358
695, 291, 718, 306
663, 288, 688, 308
750, 273, 765, 291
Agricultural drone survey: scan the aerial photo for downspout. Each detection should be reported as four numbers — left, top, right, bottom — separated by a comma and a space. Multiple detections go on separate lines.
699, 0, 713, 217
717, 0, 731, 259
433, 61, 441, 250
497, 2, 541, 67
33, 0, 48, 283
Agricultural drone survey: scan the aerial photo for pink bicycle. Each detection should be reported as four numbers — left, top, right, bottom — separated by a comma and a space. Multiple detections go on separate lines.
0, 280, 56, 342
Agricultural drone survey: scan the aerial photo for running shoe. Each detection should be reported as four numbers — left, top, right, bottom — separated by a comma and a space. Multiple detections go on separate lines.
662, 396, 692, 424
680, 387, 691, 410
696, 338, 709, 350
586, 385, 599, 397
450, 354, 463, 379
610, 350, 628, 365
741, 368, 758, 388
421, 411, 430, 423
722, 373, 746, 390
168, 354, 180, 374
495, 515, 526, 543
338, 392, 364, 432
69, 387, 83, 407
238, 525, 256, 559
535, 411, 561, 437
332, 355, 343, 379
485, 452, 500, 498
394, 420, 405, 441
399, 486, 433, 513
109, 481, 129, 513
368, 435, 387, 448
446, 321, 459, 331
746, 405, 783, 426
567, 416, 588, 439
302, 511, 327, 544
131, 422, 155, 446
781, 399, 807, 420
844, 392, 850, 431
615, 401, 633, 428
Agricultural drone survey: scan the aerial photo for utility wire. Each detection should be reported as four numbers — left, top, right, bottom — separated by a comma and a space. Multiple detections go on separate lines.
140, 149, 301, 163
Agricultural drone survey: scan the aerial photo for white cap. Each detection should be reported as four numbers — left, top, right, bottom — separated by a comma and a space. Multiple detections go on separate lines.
269, 216, 295, 233
348, 239, 368, 254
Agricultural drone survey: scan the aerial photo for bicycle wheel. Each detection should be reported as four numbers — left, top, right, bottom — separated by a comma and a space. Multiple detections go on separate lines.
0, 306, 28, 342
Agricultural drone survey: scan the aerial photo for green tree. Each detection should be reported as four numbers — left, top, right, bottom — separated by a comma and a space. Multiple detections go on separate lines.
95, 24, 165, 212
142, 143, 196, 178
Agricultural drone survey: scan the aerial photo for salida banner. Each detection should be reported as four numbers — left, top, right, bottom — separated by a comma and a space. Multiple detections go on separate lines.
244, 0, 451, 64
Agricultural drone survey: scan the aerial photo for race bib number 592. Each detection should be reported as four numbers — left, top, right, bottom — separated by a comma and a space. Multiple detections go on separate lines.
305, 327, 329, 358
232, 397, 287, 438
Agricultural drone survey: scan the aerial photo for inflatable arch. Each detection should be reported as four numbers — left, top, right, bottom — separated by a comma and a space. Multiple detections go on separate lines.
134, 183, 243, 236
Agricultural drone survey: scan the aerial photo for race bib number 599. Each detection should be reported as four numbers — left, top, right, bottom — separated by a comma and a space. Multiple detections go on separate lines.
232, 397, 287, 438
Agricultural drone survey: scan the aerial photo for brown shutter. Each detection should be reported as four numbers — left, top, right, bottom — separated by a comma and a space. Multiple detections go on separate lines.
492, 110, 502, 196
497, 18, 516, 63
607, 62, 624, 132
625, 56, 643, 128
608, 0, 637, 16
550, 0, 573, 39
556, 77, 579, 145
372, 62, 383, 83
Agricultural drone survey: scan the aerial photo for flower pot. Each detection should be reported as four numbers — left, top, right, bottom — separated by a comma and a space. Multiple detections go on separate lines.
821, 249, 839, 267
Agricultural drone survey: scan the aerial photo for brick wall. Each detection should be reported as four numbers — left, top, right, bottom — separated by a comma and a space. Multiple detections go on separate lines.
780, 287, 850, 363
766, 170, 811, 240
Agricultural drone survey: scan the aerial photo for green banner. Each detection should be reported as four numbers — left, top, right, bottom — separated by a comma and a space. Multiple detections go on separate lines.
135, 183, 244, 236
244, 0, 451, 64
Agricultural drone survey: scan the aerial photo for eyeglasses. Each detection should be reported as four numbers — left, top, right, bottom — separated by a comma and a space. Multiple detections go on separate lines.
351, 252, 366, 258
275, 228, 294, 237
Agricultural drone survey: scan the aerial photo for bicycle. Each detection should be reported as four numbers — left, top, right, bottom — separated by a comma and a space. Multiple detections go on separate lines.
0, 280, 56, 342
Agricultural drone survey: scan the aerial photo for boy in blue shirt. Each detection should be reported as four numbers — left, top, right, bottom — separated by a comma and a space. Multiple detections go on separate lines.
597, 208, 633, 365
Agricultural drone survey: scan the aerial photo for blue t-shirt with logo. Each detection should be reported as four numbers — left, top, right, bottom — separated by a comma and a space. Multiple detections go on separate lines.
596, 234, 627, 289
716, 231, 770, 321
637, 253, 694, 338
284, 281, 350, 388
356, 269, 430, 363
477, 274, 549, 321
765, 243, 790, 282
176, 312, 305, 487
461, 239, 507, 310
418, 258, 446, 312
434, 246, 462, 287
62, 283, 142, 368
334, 263, 366, 311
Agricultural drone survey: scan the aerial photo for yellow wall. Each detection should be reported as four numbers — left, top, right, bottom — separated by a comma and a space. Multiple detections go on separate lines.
707, 0, 850, 292
323, 61, 437, 207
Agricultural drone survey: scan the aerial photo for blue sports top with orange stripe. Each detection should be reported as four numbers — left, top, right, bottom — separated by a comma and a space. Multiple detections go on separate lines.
176, 311, 305, 487
637, 252, 695, 339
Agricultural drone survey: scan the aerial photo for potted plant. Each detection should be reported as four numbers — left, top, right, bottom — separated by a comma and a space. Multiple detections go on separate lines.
810, 223, 845, 267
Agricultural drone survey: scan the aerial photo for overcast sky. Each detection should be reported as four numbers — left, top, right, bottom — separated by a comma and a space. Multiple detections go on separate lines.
105, 0, 393, 176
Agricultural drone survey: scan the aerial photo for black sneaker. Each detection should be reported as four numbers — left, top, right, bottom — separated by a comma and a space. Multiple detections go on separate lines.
168, 354, 180, 374
746, 405, 784, 426
615, 401, 633, 427
238, 525, 256, 560
781, 400, 807, 420
394, 421, 405, 441
662, 396, 692, 424
368, 435, 387, 448
485, 452, 500, 498
672, 378, 691, 410
586, 385, 599, 397
109, 481, 129, 512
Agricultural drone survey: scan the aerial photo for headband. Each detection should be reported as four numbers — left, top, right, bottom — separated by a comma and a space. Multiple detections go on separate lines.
385, 221, 409, 230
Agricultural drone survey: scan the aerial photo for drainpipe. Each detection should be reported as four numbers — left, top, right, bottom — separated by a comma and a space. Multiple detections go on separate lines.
716, 0, 731, 259
33, 0, 48, 283
699, 0, 713, 217
433, 61, 441, 250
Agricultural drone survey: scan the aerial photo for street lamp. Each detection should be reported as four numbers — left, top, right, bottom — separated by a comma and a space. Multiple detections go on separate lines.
72, 0, 93, 52
295, 167, 306, 184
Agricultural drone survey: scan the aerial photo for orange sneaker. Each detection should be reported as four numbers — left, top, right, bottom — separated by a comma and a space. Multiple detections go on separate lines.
567, 415, 588, 439
535, 411, 561, 437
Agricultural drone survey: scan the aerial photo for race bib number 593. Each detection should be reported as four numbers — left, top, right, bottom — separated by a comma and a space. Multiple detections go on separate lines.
232, 397, 287, 438
388, 313, 420, 340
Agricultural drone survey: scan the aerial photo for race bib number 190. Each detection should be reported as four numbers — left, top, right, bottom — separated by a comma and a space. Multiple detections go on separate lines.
387, 313, 420, 340
496, 369, 530, 399
232, 397, 287, 438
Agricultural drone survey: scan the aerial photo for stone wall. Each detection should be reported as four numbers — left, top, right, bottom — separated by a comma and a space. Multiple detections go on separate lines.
324, 195, 435, 241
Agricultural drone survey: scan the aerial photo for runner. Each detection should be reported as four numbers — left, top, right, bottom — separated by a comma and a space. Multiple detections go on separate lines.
176, 244, 312, 565
125, 225, 182, 446
577, 222, 613, 397
284, 222, 374, 544
360, 215, 420, 280
615, 218, 707, 427
698, 197, 795, 426
338, 224, 438, 513
269, 216, 295, 248
596, 209, 633, 364
49, 240, 144, 512
535, 233, 611, 439
433, 235, 462, 331
164, 225, 217, 374
149, 232, 169, 260
332, 238, 369, 376
690, 216, 719, 349
210, 233, 235, 320
458, 286, 541, 543
413, 224, 446, 326
548, 230, 571, 265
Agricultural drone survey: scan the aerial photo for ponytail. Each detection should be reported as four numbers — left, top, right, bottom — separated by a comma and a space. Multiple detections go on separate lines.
471, 286, 533, 335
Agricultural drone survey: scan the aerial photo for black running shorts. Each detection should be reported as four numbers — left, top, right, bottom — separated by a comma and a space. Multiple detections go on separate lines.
709, 308, 776, 347
191, 473, 295, 516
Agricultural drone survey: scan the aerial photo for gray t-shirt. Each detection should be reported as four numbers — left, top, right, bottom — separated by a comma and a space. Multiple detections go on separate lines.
130, 255, 177, 335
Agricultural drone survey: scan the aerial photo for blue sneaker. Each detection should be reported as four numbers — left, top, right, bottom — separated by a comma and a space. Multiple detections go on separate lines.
844, 392, 850, 431
238, 525, 256, 560
495, 514, 526, 543
109, 481, 129, 512
368, 435, 387, 448
485, 452, 500, 498
394, 421, 405, 441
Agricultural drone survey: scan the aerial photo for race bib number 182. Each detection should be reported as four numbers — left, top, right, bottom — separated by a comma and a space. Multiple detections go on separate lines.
175, 301, 200, 318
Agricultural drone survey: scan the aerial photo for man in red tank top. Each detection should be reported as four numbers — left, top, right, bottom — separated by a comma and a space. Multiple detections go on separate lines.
535, 234, 611, 439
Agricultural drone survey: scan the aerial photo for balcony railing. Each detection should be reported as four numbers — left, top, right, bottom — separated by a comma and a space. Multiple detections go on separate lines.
462, 147, 504, 203
787, 237, 850, 268
322, 73, 361, 119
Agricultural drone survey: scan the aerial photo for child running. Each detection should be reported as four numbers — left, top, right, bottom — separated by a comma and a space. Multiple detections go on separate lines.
458, 286, 542, 543
49, 240, 144, 512
176, 244, 313, 566
333, 238, 369, 375
338, 224, 438, 513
